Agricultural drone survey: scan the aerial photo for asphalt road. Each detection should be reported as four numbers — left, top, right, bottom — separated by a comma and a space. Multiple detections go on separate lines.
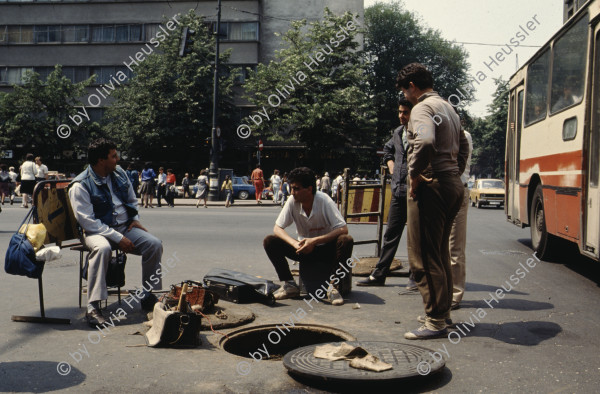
0, 202, 599, 393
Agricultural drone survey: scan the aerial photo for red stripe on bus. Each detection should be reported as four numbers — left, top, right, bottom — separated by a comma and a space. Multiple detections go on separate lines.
521, 150, 582, 173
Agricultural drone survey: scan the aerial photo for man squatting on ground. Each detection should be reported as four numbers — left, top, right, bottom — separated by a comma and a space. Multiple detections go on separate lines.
69, 139, 163, 327
397, 63, 470, 339
358, 98, 417, 289
263, 167, 354, 306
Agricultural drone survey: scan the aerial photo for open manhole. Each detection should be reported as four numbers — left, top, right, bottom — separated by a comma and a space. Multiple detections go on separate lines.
220, 324, 355, 360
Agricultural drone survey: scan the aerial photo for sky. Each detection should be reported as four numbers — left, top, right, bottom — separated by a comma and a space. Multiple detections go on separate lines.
363, 0, 564, 117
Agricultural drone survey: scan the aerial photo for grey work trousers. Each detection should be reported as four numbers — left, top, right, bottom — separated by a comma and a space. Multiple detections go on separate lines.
85, 225, 163, 304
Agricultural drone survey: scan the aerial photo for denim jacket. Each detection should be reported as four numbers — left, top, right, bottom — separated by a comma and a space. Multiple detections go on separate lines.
70, 165, 138, 226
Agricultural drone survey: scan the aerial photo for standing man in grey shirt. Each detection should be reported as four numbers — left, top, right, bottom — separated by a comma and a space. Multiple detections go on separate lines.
69, 139, 163, 327
396, 63, 469, 339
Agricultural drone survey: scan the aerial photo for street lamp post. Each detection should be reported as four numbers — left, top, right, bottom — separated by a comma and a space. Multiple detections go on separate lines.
208, 0, 222, 201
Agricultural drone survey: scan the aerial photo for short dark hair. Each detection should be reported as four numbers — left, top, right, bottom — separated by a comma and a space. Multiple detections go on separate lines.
398, 98, 413, 110
288, 167, 316, 195
25, 153, 34, 161
144, 161, 152, 170
396, 63, 433, 91
0, 164, 7, 171
88, 138, 117, 165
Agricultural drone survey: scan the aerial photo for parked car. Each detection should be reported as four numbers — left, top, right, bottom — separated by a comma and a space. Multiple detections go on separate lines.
233, 176, 255, 200
469, 179, 505, 208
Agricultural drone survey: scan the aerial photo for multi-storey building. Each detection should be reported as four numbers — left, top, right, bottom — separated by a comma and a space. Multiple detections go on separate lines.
0, 0, 363, 174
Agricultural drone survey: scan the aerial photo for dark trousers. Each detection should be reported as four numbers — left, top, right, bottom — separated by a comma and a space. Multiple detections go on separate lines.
372, 194, 407, 280
407, 174, 464, 319
263, 234, 354, 293
157, 184, 166, 206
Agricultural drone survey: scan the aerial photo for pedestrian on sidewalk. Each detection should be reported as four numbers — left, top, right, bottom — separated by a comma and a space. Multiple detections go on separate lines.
280, 173, 290, 207
140, 162, 156, 208
19, 153, 36, 208
182, 173, 191, 198
270, 169, 281, 204
320, 172, 331, 197
166, 169, 176, 207
156, 167, 167, 207
0, 164, 11, 211
196, 169, 208, 208
251, 164, 264, 204
8, 166, 17, 205
126, 164, 140, 198
221, 175, 233, 208
34, 156, 49, 182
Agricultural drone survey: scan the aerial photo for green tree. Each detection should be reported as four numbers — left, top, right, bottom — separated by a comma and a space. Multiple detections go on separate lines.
242, 9, 376, 168
0, 66, 99, 158
470, 78, 508, 178
364, 1, 473, 145
104, 11, 236, 159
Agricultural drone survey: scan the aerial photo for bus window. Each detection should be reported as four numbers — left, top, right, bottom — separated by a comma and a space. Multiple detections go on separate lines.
525, 49, 550, 126
550, 15, 588, 114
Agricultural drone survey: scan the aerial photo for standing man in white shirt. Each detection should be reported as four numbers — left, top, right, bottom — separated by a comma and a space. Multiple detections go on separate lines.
270, 169, 282, 204
69, 139, 163, 327
35, 156, 49, 182
263, 167, 354, 306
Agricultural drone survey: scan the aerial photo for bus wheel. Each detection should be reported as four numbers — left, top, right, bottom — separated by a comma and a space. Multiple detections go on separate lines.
476, 199, 482, 209
530, 184, 554, 260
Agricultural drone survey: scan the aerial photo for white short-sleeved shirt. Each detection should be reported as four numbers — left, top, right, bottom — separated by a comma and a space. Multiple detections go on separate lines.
276, 191, 346, 241
36, 164, 48, 179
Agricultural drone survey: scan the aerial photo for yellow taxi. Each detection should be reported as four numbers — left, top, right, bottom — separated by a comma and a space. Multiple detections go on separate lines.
469, 179, 505, 209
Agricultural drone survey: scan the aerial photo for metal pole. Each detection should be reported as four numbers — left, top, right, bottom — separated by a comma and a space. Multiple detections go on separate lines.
208, 0, 222, 201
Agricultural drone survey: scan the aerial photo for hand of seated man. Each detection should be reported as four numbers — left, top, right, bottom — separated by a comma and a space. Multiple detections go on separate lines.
118, 236, 135, 253
128, 220, 147, 232
296, 238, 316, 255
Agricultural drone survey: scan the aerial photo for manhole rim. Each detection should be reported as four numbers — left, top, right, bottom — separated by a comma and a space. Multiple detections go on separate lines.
219, 323, 356, 353
283, 340, 446, 383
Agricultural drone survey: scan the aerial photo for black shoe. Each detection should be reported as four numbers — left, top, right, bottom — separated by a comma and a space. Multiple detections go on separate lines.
86, 308, 107, 327
451, 302, 460, 310
356, 276, 386, 286
140, 292, 158, 312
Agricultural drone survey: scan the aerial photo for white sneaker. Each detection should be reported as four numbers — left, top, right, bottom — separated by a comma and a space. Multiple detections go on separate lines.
273, 282, 300, 300
328, 288, 344, 306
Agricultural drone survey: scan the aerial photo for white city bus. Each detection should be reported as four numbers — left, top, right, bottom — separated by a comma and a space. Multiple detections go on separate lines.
505, 0, 600, 261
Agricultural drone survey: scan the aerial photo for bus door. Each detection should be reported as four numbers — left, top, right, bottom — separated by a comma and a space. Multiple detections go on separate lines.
507, 85, 524, 223
585, 28, 600, 257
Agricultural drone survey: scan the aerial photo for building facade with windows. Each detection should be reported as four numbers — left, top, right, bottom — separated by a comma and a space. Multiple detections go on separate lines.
0, 0, 363, 173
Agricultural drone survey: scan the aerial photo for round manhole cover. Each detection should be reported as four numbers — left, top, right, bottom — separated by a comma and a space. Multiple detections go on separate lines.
352, 257, 403, 276
283, 341, 445, 383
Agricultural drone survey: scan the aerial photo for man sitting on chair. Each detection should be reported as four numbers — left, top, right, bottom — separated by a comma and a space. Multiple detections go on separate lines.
69, 138, 163, 327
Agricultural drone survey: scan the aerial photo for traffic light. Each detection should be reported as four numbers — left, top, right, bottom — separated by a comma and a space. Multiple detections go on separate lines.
178, 27, 196, 57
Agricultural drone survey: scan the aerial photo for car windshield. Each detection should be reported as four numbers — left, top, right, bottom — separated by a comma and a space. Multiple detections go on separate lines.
481, 180, 504, 189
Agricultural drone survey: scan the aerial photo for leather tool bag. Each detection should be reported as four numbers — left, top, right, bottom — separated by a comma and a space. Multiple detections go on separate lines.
145, 302, 201, 348
161, 280, 218, 313
203, 268, 280, 306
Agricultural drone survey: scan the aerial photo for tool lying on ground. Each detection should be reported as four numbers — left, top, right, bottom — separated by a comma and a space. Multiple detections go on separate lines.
203, 268, 280, 306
